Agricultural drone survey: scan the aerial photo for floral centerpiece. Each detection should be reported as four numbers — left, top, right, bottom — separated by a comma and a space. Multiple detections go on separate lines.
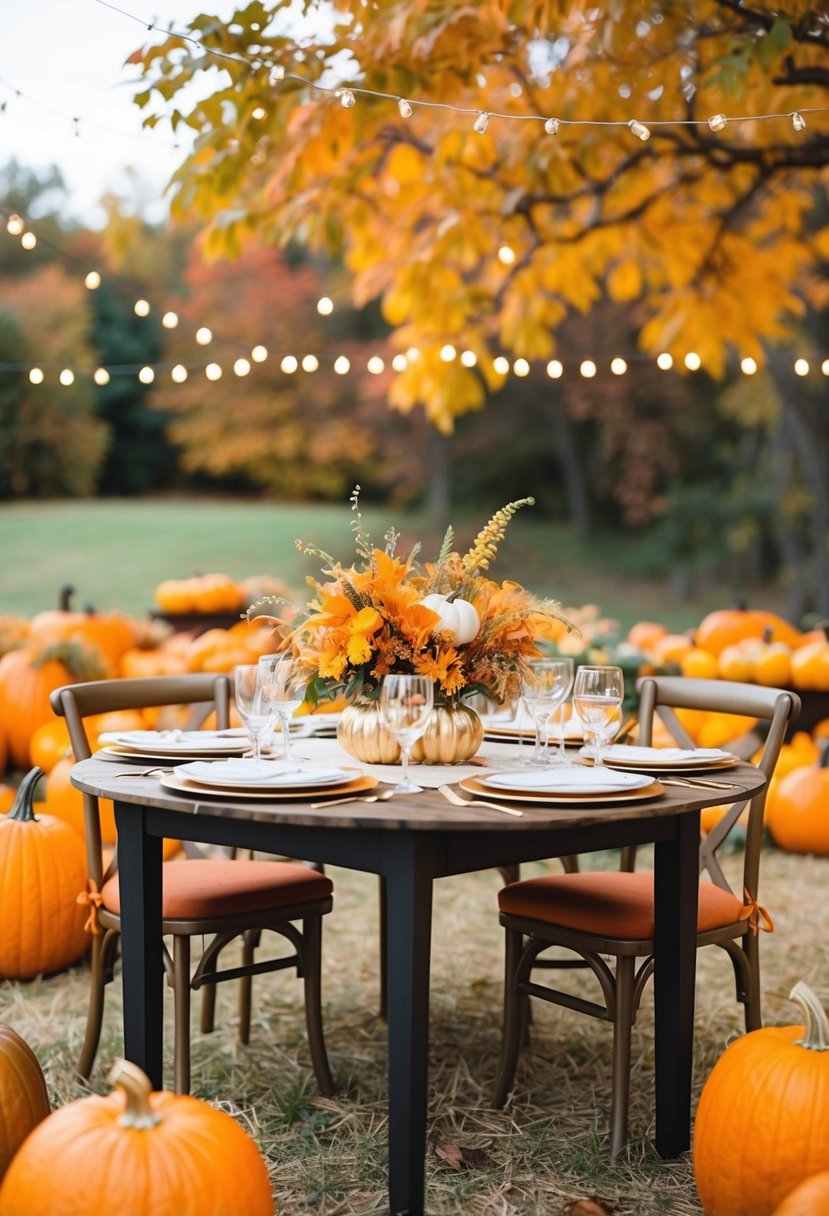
258, 489, 571, 764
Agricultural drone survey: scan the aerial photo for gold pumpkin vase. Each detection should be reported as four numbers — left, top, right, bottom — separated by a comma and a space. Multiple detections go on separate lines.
336, 696, 483, 766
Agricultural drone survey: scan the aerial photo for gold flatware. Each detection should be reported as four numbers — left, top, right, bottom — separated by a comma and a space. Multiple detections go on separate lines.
310, 788, 396, 809
658, 775, 739, 790
438, 785, 524, 818
114, 767, 173, 778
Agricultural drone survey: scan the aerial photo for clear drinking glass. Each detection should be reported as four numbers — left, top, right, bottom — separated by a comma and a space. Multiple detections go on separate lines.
258, 653, 307, 768
521, 657, 575, 767
233, 663, 278, 768
379, 674, 435, 794
572, 665, 625, 768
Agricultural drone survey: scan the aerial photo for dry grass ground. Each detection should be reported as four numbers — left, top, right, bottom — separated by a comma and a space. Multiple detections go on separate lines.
1, 843, 825, 1215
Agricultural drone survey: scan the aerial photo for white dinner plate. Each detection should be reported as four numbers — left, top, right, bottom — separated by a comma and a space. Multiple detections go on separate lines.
97, 730, 250, 755
481, 767, 656, 795
177, 759, 356, 790
589, 745, 739, 771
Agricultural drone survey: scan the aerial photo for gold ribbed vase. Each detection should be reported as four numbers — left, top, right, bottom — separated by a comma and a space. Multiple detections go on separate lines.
336, 695, 483, 765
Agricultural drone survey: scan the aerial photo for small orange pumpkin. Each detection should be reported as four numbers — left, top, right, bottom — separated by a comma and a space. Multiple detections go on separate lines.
790, 638, 829, 691
0, 768, 88, 980
0, 1022, 50, 1181
695, 982, 829, 1216
0, 1060, 273, 1215
773, 1171, 829, 1216
765, 744, 829, 855
0, 645, 103, 771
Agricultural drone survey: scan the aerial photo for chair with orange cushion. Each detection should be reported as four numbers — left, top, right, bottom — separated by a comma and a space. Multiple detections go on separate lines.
50, 674, 334, 1097
492, 676, 799, 1156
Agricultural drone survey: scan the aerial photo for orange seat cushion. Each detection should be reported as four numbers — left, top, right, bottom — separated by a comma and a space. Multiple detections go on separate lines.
498, 870, 744, 939
102, 859, 332, 920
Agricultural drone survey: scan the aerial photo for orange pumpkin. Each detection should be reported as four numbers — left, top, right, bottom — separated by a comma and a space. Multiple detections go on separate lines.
679, 646, 719, 680
765, 745, 829, 854
0, 769, 88, 980
0, 645, 103, 771
696, 607, 804, 656
717, 639, 756, 682
626, 621, 668, 651
0, 1023, 50, 1181
28, 720, 72, 773
773, 1171, 829, 1216
695, 982, 829, 1216
0, 1060, 273, 1215
752, 637, 793, 687
790, 638, 829, 691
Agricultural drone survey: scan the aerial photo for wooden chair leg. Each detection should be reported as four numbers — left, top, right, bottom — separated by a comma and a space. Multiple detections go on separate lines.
493, 926, 525, 1107
742, 932, 762, 1032
173, 935, 191, 1095
77, 928, 118, 1079
199, 952, 218, 1035
609, 954, 635, 1159
238, 928, 261, 1046
301, 915, 334, 1096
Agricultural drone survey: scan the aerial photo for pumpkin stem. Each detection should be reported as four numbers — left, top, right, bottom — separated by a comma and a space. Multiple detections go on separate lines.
790, 981, 829, 1051
109, 1060, 162, 1129
7, 767, 45, 822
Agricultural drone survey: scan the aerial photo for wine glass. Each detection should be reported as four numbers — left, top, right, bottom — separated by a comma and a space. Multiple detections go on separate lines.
233, 663, 278, 768
572, 665, 625, 768
521, 658, 575, 767
379, 675, 435, 794
258, 652, 307, 769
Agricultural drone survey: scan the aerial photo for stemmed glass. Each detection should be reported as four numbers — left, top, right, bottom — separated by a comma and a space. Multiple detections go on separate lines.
258, 652, 307, 769
521, 658, 575, 767
233, 663, 278, 769
379, 675, 435, 794
572, 665, 625, 768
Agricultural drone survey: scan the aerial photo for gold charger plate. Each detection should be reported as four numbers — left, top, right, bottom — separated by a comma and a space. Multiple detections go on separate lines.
160, 772, 378, 802
601, 754, 739, 773
459, 774, 666, 806
99, 743, 251, 763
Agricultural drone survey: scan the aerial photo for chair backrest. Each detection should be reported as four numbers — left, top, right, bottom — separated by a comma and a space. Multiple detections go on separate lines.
636, 676, 800, 898
49, 674, 231, 886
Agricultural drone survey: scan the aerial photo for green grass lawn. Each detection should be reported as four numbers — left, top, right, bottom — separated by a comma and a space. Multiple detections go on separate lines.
0, 496, 778, 632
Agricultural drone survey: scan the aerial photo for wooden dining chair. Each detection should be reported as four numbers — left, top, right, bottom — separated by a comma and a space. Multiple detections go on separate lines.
492, 676, 800, 1156
50, 674, 335, 1097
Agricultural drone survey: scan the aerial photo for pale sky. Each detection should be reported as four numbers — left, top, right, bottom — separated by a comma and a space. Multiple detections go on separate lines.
1, 0, 236, 226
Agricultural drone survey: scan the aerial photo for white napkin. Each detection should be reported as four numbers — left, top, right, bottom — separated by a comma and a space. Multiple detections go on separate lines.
178, 759, 351, 787
599, 745, 730, 764
483, 767, 655, 794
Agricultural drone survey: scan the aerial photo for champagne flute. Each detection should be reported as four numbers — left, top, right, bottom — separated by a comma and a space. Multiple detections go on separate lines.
258, 652, 307, 769
233, 663, 278, 768
521, 658, 575, 767
379, 675, 435, 794
572, 665, 625, 768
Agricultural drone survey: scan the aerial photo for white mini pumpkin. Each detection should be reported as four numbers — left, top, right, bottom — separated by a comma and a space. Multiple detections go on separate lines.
419, 594, 480, 645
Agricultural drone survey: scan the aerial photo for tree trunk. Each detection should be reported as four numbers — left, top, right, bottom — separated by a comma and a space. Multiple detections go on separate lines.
550, 395, 591, 540
769, 413, 809, 623
426, 430, 451, 523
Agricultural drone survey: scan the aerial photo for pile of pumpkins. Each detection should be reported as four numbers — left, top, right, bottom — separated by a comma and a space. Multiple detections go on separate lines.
626, 606, 829, 691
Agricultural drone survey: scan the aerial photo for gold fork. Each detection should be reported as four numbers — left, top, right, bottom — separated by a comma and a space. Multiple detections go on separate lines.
310, 788, 397, 809
438, 785, 524, 818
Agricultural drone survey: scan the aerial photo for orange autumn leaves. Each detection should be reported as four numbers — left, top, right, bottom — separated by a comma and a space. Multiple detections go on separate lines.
295, 548, 565, 702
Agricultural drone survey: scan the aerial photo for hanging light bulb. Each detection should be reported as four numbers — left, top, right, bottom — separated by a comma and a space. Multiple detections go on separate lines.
684, 352, 702, 371
59, 369, 75, 386
134, 299, 150, 317
234, 358, 251, 376
628, 119, 651, 141
205, 363, 223, 380
171, 364, 188, 383
84, 271, 101, 290
544, 117, 560, 135
493, 355, 510, 374
656, 352, 673, 370
514, 358, 530, 377
460, 350, 477, 368
20, 232, 37, 250
610, 357, 628, 375
93, 367, 110, 386
580, 360, 597, 378
280, 355, 298, 374
29, 368, 44, 384
196, 327, 213, 345
740, 357, 758, 375
708, 113, 728, 132
440, 344, 456, 362
792, 111, 806, 132
162, 311, 179, 329
398, 98, 413, 118
339, 88, 356, 109
367, 356, 385, 374
334, 355, 350, 374
138, 366, 155, 384
546, 360, 563, 379
302, 354, 319, 372
251, 344, 268, 362
6, 215, 24, 236
317, 296, 334, 316
473, 111, 490, 134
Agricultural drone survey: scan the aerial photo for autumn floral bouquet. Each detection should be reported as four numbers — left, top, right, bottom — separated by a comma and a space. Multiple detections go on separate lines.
277, 489, 570, 707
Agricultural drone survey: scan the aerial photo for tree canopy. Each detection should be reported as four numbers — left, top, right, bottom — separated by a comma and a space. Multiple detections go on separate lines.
130, 1, 828, 431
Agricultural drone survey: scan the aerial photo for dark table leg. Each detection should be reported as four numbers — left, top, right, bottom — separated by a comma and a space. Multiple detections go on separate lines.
378, 875, 388, 1020
653, 809, 700, 1157
383, 835, 435, 1216
115, 801, 164, 1089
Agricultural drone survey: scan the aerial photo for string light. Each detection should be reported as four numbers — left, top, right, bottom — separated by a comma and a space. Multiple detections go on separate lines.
280, 355, 298, 373
498, 245, 516, 265
513, 358, 530, 377
84, 271, 101, 289
93, 367, 110, 385
162, 311, 179, 328
367, 355, 385, 374
205, 362, 222, 380
628, 119, 651, 142
440, 344, 456, 362
59, 369, 74, 386
544, 118, 560, 135
398, 98, 413, 119
580, 359, 597, 378
493, 355, 510, 374
794, 358, 809, 376
708, 113, 728, 132
171, 364, 188, 383
473, 111, 490, 134
233, 357, 251, 376
6, 215, 24, 236
740, 356, 757, 375
301, 354, 319, 372
547, 360, 563, 379
251, 345, 268, 362
338, 88, 356, 109
333, 355, 350, 374
316, 297, 334, 316
460, 350, 477, 368
29, 368, 43, 384
657, 352, 673, 370
610, 357, 628, 375
20, 232, 36, 250
391, 353, 408, 372
138, 366, 155, 383
684, 352, 702, 371
134, 299, 150, 317
195, 326, 213, 345
792, 111, 806, 132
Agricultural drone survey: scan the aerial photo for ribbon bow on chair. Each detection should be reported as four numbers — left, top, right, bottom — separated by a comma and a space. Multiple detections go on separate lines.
738, 888, 774, 936
77, 879, 104, 935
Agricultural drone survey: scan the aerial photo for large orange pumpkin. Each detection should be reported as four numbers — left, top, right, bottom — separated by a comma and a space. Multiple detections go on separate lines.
765, 745, 829, 854
789, 638, 829, 691
0, 769, 88, 979
696, 607, 803, 656
0, 645, 103, 771
0, 1022, 50, 1181
773, 1172, 829, 1216
695, 982, 829, 1215
0, 1060, 274, 1215
29, 607, 139, 679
